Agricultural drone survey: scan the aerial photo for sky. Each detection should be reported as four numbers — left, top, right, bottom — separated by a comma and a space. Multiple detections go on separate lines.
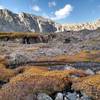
0, 0, 100, 24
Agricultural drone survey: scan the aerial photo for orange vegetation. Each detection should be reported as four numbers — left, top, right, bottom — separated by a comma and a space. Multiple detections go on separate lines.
0, 75, 70, 100
0, 64, 15, 81
0, 65, 87, 100
0, 56, 7, 65
72, 75, 100, 100
34, 50, 100, 63
0, 66, 15, 81
11, 66, 87, 83
0, 32, 40, 38
0, 65, 99, 100
14, 66, 48, 75
0, 56, 15, 81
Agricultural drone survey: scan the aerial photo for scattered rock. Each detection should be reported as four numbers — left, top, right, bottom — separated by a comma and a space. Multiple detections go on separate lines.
85, 69, 95, 75
80, 93, 92, 100
66, 92, 78, 100
96, 71, 100, 74
37, 93, 53, 100
55, 93, 64, 100
65, 65, 75, 70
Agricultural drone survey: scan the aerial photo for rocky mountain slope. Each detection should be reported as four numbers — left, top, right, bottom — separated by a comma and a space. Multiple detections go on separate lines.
0, 9, 64, 33
0, 9, 100, 33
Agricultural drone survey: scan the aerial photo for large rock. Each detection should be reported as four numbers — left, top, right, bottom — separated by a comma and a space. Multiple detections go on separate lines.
7, 51, 32, 68
55, 93, 64, 100
37, 93, 52, 100
85, 69, 95, 75
55, 93, 68, 100
66, 92, 77, 100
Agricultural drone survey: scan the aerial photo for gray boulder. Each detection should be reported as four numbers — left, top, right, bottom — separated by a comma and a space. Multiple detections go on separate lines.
66, 92, 78, 100
7, 51, 32, 68
65, 65, 75, 70
55, 93, 63, 100
55, 93, 68, 100
37, 93, 53, 100
85, 69, 95, 75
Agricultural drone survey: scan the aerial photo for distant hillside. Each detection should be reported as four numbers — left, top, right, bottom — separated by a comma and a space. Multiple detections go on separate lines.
63, 20, 100, 31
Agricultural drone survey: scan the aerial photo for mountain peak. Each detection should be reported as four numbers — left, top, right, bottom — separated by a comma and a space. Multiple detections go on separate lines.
0, 9, 99, 32
0, 9, 61, 32
63, 20, 100, 31
0, 9, 14, 14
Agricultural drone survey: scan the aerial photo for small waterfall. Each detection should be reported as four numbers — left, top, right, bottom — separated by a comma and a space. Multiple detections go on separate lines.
56, 26, 59, 33
37, 19, 42, 32
55, 23, 65, 32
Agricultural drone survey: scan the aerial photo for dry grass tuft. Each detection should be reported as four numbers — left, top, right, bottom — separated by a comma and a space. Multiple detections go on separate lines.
0, 66, 87, 100
72, 75, 100, 100
0, 32, 40, 38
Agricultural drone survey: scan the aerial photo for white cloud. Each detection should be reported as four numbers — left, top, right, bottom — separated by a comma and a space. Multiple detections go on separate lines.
32, 5, 41, 12
0, 5, 5, 9
51, 4, 73, 20
48, 1, 56, 7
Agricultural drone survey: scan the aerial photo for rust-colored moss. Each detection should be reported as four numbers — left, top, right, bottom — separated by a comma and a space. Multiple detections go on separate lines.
0, 65, 88, 100
0, 64, 15, 81
11, 66, 87, 83
0, 74, 70, 100
14, 66, 48, 75
72, 75, 100, 100
0, 56, 15, 81
0, 32, 40, 38
32, 50, 100, 64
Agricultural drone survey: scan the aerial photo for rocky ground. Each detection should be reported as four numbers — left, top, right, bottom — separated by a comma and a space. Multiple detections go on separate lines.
0, 29, 100, 100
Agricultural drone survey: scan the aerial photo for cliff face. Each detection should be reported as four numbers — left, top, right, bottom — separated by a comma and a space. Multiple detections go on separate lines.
63, 20, 100, 31
0, 9, 64, 33
0, 9, 100, 32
